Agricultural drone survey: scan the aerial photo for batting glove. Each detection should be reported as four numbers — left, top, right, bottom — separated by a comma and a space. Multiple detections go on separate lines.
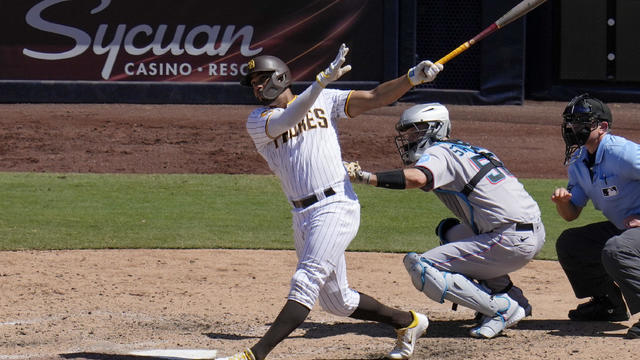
407, 60, 443, 86
316, 43, 352, 88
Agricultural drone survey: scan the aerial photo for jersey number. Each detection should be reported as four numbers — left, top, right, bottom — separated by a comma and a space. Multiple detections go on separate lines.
470, 154, 512, 183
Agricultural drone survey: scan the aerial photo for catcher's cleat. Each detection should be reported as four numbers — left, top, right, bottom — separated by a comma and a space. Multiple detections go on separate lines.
386, 310, 429, 359
216, 349, 255, 360
470, 295, 525, 339
473, 302, 531, 325
625, 320, 640, 339
568, 296, 629, 322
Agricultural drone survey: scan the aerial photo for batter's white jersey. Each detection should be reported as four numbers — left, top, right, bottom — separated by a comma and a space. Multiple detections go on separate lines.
245, 88, 361, 315
247, 89, 351, 201
416, 141, 541, 234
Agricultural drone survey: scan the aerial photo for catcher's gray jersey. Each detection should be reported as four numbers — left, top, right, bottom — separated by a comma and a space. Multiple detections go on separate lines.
416, 140, 545, 285
416, 141, 541, 234
246, 89, 361, 315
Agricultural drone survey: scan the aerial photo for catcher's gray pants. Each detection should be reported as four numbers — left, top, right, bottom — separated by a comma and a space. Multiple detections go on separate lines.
422, 222, 545, 302
556, 221, 640, 314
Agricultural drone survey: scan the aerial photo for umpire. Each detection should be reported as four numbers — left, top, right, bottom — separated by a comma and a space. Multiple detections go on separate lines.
552, 94, 640, 339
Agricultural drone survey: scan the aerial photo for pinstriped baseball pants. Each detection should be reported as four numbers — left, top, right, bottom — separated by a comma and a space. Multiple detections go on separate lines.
287, 196, 361, 316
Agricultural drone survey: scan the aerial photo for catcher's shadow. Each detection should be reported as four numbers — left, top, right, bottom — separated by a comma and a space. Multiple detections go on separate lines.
515, 319, 629, 337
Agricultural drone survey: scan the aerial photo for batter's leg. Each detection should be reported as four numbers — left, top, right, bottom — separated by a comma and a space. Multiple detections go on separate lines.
349, 292, 413, 328
250, 300, 310, 360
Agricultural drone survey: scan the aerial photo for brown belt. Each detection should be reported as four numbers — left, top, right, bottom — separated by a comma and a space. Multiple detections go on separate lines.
292, 188, 336, 209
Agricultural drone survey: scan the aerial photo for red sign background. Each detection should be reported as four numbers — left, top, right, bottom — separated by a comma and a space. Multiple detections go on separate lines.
0, 0, 384, 82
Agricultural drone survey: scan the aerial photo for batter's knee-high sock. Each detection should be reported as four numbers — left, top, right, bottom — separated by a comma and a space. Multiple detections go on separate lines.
251, 300, 310, 360
349, 292, 413, 329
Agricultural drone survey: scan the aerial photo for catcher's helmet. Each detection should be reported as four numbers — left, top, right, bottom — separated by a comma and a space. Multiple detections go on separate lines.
395, 103, 451, 165
561, 93, 612, 164
240, 55, 292, 104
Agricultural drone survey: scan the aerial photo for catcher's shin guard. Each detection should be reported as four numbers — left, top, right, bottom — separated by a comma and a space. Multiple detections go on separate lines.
403, 252, 508, 317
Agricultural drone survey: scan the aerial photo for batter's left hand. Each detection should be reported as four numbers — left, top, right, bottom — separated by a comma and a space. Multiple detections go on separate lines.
316, 43, 352, 87
624, 214, 640, 228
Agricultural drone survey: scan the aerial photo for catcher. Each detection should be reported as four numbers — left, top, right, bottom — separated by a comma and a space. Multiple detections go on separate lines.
346, 103, 545, 338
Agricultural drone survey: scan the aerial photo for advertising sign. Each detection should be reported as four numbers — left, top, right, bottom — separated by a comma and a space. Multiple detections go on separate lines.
0, 0, 384, 82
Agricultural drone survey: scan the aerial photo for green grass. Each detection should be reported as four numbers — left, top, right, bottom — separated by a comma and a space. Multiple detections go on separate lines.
0, 173, 605, 259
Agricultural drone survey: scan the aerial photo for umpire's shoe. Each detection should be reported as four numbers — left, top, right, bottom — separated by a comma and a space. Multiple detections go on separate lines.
568, 296, 629, 322
386, 311, 429, 359
626, 320, 640, 339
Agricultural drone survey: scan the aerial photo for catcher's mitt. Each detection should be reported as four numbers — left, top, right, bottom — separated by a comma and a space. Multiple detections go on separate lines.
343, 161, 371, 184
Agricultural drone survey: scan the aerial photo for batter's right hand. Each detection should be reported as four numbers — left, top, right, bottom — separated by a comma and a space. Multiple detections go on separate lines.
551, 187, 572, 204
316, 43, 352, 88
407, 60, 443, 86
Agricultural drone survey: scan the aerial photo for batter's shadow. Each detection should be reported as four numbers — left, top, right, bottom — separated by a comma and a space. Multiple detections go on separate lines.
515, 319, 629, 337
205, 319, 476, 341
204, 321, 393, 341
61, 353, 162, 360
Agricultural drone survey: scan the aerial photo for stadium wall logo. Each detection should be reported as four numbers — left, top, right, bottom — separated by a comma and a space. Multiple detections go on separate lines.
3, 0, 380, 82
22, 0, 261, 80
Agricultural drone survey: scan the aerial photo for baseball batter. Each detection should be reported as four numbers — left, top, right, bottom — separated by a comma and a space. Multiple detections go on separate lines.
218, 45, 442, 360
348, 103, 545, 339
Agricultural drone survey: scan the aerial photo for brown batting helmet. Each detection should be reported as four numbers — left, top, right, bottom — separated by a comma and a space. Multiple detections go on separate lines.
241, 55, 292, 102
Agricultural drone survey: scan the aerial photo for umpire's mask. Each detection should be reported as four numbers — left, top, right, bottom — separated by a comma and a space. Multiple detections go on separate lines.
561, 93, 612, 165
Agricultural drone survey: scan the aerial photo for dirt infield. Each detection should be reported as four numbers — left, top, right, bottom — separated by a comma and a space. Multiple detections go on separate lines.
1, 101, 640, 359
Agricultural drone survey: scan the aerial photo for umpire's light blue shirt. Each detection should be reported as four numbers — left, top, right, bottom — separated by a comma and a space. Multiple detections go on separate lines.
567, 133, 640, 230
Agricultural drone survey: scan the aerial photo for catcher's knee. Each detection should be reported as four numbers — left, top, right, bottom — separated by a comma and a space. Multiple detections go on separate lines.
403, 252, 447, 303
436, 219, 475, 245
435, 218, 460, 245
403, 252, 500, 315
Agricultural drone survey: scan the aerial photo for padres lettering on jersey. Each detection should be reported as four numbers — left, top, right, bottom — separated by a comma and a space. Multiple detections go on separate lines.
273, 108, 329, 148
246, 89, 352, 200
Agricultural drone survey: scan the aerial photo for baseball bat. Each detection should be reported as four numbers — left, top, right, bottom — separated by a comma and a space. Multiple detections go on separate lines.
436, 0, 547, 65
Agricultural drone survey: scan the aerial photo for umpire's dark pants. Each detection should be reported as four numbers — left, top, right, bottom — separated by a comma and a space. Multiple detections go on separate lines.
556, 221, 640, 314
602, 227, 640, 314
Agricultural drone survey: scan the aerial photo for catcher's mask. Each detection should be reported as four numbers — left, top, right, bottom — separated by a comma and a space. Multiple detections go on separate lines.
561, 93, 612, 165
395, 103, 451, 165
241, 55, 292, 105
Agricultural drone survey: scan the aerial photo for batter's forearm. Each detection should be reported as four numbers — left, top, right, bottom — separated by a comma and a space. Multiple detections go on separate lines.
346, 76, 413, 117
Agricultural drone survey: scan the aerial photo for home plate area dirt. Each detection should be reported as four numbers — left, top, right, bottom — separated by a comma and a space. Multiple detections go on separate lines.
1, 102, 640, 359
